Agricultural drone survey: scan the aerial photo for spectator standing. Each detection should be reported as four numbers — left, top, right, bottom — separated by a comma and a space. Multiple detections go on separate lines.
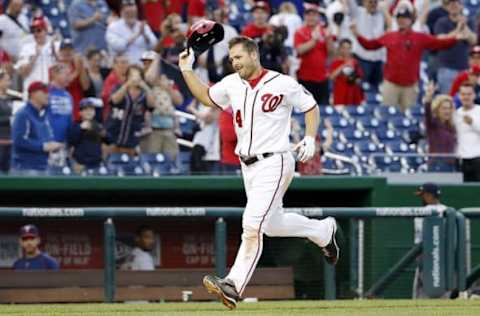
450, 45, 480, 97
0, 70, 12, 173
327, 0, 353, 42
268, 1, 302, 50
68, 0, 110, 54
422, 82, 457, 172
56, 38, 90, 121
351, 4, 460, 111
13, 224, 59, 270
426, 0, 450, 34
84, 49, 110, 99
218, 107, 240, 174
187, 101, 220, 174
105, 0, 157, 65
121, 225, 155, 270
139, 0, 164, 35
106, 65, 154, 155
329, 38, 364, 105
101, 54, 129, 121
15, 17, 55, 98
11, 82, 63, 174
434, 0, 477, 94
453, 83, 480, 182
258, 25, 289, 74
140, 53, 183, 160
68, 97, 106, 173
346, 0, 387, 93
294, 3, 334, 105
47, 63, 73, 143
241, 1, 272, 41
0, 0, 29, 62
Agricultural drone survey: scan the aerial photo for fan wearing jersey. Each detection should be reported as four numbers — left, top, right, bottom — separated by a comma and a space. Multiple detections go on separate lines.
179, 36, 340, 310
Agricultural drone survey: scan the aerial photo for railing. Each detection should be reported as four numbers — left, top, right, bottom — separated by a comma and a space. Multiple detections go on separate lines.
0, 206, 460, 302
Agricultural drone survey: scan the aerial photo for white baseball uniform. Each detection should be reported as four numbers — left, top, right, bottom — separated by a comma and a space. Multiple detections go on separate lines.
208, 69, 335, 296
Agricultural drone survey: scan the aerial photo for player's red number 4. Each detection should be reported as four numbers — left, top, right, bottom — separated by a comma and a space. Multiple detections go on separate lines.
235, 110, 243, 127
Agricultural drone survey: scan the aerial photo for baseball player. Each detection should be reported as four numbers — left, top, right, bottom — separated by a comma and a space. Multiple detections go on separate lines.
179, 35, 339, 310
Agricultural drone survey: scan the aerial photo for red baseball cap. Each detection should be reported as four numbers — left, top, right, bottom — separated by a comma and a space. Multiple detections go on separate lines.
27, 81, 48, 95
470, 65, 480, 75
30, 17, 47, 31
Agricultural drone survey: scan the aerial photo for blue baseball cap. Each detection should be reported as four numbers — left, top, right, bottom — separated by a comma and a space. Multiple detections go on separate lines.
416, 182, 441, 198
19, 224, 40, 238
79, 97, 102, 109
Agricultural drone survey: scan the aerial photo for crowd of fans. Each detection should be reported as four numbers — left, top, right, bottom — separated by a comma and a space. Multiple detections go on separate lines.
0, 0, 479, 177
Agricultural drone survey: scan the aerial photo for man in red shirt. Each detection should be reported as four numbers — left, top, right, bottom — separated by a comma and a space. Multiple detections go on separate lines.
351, 4, 460, 111
101, 54, 129, 121
218, 107, 240, 174
241, 1, 271, 40
294, 3, 334, 105
450, 45, 480, 96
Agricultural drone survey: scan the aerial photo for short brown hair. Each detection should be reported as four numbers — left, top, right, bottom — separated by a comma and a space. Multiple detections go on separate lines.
460, 82, 475, 91
228, 36, 259, 54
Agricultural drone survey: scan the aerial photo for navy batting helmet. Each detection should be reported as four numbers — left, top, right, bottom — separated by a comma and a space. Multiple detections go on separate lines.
187, 19, 224, 55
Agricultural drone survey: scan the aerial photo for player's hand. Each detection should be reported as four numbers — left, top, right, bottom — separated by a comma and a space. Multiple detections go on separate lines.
294, 136, 316, 163
179, 48, 195, 72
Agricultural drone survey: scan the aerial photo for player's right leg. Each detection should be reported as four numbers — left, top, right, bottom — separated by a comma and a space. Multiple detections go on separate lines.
264, 210, 340, 265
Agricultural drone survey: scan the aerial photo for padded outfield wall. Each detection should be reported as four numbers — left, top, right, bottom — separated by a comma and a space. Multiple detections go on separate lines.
0, 176, 478, 298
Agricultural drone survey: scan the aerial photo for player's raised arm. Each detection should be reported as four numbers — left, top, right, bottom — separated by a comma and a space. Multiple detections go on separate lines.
179, 49, 216, 108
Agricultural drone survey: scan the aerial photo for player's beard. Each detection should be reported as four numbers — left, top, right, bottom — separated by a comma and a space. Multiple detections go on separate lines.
237, 64, 255, 80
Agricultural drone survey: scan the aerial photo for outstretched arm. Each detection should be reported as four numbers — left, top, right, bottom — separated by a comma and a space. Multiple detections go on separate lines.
179, 49, 216, 108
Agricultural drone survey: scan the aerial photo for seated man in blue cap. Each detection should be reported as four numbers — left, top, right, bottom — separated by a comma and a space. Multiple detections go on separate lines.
13, 224, 59, 270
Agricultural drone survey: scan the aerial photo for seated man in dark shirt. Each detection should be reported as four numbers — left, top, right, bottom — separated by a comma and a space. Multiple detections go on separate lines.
12, 224, 59, 270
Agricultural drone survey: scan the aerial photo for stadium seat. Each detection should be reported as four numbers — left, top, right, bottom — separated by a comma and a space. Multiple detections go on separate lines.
178, 151, 192, 175
329, 116, 351, 128
375, 105, 403, 120
373, 156, 402, 172
47, 166, 73, 176
320, 105, 341, 118
390, 117, 416, 133
140, 153, 173, 176
407, 105, 425, 119
384, 140, 413, 153
359, 117, 387, 131
106, 153, 144, 176
354, 140, 383, 155
331, 142, 355, 156
341, 128, 370, 142
179, 117, 198, 137
375, 128, 400, 142
345, 105, 373, 118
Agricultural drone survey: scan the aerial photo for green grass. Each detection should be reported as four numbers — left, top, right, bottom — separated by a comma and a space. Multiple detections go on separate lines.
0, 300, 479, 316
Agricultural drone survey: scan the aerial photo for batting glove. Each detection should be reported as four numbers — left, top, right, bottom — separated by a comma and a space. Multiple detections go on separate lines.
296, 136, 316, 163
179, 48, 195, 72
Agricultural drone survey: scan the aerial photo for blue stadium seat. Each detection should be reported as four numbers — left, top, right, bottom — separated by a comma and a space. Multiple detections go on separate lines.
47, 166, 73, 176
178, 151, 192, 175
354, 140, 383, 155
407, 105, 425, 119
375, 128, 400, 141
107, 153, 144, 176
320, 105, 341, 118
390, 117, 416, 133
331, 142, 355, 156
374, 156, 402, 172
140, 153, 173, 176
345, 105, 374, 118
342, 128, 370, 141
385, 140, 413, 153
375, 105, 403, 120
329, 116, 351, 128
84, 165, 110, 176
179, 117, 197, 137
359, 117, 387, 131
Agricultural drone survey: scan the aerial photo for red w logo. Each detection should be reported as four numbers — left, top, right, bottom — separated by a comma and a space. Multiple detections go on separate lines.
261, 93, 284, 112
